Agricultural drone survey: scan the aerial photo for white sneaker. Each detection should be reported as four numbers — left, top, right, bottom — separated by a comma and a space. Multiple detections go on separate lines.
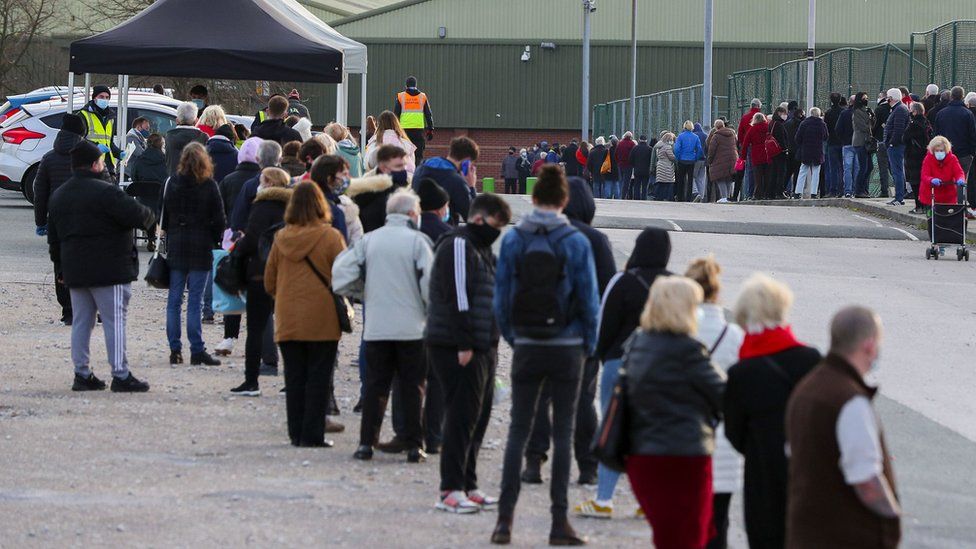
215, 338, 236, 356
435, 491, 480, 514
716, 198, 729, 203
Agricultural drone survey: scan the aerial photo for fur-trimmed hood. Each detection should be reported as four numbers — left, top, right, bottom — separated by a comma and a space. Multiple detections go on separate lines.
254, 186, 293, 204
345, 174, 393, 199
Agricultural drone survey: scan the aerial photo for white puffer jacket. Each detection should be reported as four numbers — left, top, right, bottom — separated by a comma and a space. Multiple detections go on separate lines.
696, 303, 745, 494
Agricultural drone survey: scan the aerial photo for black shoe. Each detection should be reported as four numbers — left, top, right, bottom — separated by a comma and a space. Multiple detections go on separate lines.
521, 455, 545, 484
353, 399, 363, 414
376, 437, 411, 454
491, 517, 513, 545
111, 373, 149, 393
169, 351, 183, 365
259, 362, 278, 376
190, 351, 221, 366
855, 193, 871, 199
72, 373, 106, 391
577, 469, 598, 486
60, 315, 73, 326
353, 445, 373, 460
229, 381, 260, 397
549, 516, 586, 546
407, 447, 427, 463
201, 315, 215, 325
325, 418, 345, 433
844, 193, 854, 199
425, 442, 441, 455
887, 199, 905, 206
299, 439, 334, 448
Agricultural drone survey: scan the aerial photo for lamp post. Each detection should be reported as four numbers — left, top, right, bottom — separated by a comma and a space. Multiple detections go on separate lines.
582, 0, 595, 141
703, 0, 713, 127
806, 0, 816, 112
629, 0, 637, 132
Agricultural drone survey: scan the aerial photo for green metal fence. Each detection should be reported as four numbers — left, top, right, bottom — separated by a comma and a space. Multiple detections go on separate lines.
727, 43, 922, 123
591, 85, 727, 139
909, 20, 976, 91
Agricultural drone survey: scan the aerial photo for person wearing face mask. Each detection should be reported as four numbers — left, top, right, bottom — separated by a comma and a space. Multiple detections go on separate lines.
851, 92, 876, 198
425, 193, 511, 514
919, 135, 966, 213
786, 306, 901, 549
883, 88, 910, 205
412, 137, 479, 225
501, 147, 520, 195
79, 85, 123, 177
188, 84, 209, 117
351, 144, 411, 234
123, 117, 151, 179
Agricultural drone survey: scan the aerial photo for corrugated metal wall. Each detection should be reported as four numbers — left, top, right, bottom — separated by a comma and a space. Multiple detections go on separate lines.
300, 42, 799, 129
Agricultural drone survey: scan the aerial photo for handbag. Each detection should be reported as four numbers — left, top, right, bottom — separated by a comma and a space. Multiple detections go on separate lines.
144, 177, 171, 289
214, 246, 248, 295
304, 256, 354, 334
764, 133, 783, 158
592, 364, 629, 473
735, 157, 745, 172
600, 152, 612, 174
864, 135, 879, 154
211, 249, 246, 313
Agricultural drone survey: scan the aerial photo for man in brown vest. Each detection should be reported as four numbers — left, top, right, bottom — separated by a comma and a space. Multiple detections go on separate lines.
786, 306, 901, 548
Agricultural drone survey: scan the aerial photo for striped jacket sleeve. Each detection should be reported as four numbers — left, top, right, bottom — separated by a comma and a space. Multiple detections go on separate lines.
444, 236, 475, 350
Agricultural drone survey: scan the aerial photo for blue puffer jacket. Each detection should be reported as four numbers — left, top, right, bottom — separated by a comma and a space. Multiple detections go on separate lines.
494, 209, 599, 355
674, 130, 704, 162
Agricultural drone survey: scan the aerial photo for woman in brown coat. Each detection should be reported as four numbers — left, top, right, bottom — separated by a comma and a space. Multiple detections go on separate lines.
706, 120, 738, 202
264, 182, 347, 447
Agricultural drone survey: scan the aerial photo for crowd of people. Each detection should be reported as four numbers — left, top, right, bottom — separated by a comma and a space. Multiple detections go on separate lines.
32, 79, 904, 548
506, 84, 976, 218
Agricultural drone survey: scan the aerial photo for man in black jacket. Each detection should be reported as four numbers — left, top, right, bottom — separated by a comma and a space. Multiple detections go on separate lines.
629, 135, 654, 200
412, 137, 479, 225
426, 193, 511, 514
47, 141, 155, 393
165, 101, 207, 177
873, 93, 892, 198
824, 93, 845, 198
521, 176, 616, 486
251, 95, 302, 146
561, 140, 581, 177
34, 113, 93, 325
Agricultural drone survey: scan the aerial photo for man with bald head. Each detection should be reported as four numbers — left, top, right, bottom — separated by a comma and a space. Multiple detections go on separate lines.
785, 306, 901, 548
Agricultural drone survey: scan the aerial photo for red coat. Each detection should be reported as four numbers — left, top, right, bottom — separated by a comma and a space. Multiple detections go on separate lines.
737, 107, 761, 145
197, 124, 216, 138
741, 120, 771, 165
920, 151, 966, 205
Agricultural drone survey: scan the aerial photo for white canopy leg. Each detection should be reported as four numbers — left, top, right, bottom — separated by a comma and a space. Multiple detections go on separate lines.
360, 72, 368, 154
66, 73, 75, 114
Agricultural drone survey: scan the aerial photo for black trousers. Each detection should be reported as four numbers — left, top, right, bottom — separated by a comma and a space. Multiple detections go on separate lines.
675, 162, 696, 202
525, 356, 599, 477
224, 314, 241, 339
504, 178, 518, 194
405, 129, 427, 166
498, 345, 583, 520
279, 341, 338, 446
361, 340, 425, 448
54, 264, 71, 320
706, 492, 733, 549
770, 154, 788, 198
244, 279, 273, 385
390, 345, 443, 448
431, 345, 496, 492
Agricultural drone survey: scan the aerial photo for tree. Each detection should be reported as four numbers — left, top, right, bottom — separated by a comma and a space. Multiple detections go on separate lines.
0, 0, 56, 95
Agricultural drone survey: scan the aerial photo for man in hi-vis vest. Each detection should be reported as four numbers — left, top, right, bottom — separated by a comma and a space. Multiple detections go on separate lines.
78, 85, 123, 178
394, 76, 434, 165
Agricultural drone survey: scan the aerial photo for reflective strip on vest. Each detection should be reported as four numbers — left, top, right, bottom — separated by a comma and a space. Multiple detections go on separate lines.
258, 111, 267, 123
79, 110, 116, 159
398, 91, 427, 129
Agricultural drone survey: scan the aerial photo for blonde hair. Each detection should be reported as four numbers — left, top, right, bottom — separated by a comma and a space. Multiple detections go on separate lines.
928, 135, 952, 154
751, 112, 765, 125
685, 255, 722, 303
683, 120, 695, 131
639, 276, 703, 335
259, 167, 291, 188
325, 122, 353, 144
733, 273, 794, 332
199, 105, 228, 129
312, 132, 338, 155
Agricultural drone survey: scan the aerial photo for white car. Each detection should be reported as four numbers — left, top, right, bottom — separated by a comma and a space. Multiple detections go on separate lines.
0, 97, 178, 203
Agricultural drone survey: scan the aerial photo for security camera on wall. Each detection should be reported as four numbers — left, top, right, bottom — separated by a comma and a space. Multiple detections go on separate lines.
521, 46, 531, 62
584, 0, 596, 12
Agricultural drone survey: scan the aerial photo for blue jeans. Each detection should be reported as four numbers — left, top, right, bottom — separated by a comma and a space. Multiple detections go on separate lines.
742, 155, 754, 199
619, 167, 634, 199
603, 179, 620, 199
592, 176, 604, 200
888, 144, 906, 202
167, 269, 208, 354
596, 358, 624, 502
655, 182, 675, 201
826, 145, 844, 196
203, 274, 214, 318
842, 145, 860, 195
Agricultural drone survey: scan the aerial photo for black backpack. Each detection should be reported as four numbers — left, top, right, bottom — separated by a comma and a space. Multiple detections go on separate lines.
511, 225, 577, 339
257, 221, 285, 271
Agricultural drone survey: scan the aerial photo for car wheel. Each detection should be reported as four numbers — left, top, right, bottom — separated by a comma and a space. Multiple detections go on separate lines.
21, 165, 38, 204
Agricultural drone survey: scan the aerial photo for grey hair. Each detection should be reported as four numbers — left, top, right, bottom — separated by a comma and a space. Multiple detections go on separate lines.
713, 119, 725, 128
966, 92, 976, 108
176, 101, 199, 125
257, 140, 282, 169
750, 98, 762, 108
386, 187, 420, 216
926, 83, 939, 95
809, 107, 822, 118
829, 305, 882, 355
910, 101, 926, 116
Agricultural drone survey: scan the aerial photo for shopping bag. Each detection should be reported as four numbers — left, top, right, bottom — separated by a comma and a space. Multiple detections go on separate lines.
212, 249, 246, 314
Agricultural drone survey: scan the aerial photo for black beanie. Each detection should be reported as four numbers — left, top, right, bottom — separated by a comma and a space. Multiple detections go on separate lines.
91, 85, 110, 100
417, 178, 449, 211
71, 141, 103, 168
61, 113, 87, 137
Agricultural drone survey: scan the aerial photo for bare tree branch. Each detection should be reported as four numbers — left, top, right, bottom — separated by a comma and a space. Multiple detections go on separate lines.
0, 0, 57, 95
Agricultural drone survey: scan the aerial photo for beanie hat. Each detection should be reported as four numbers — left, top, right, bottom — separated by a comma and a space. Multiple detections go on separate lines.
61, 113, 87, 137
71, 141, 103, 168
405, 76, 417, 88
288, 88, 300, 100
91, 85, 110, 100
417, 178, 449, 211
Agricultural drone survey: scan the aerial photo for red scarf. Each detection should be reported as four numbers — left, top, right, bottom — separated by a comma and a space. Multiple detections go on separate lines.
739, 325, 803, 360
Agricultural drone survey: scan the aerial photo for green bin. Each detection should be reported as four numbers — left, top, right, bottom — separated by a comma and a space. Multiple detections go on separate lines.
482, 177, 495, 193
525, 177, 537, 195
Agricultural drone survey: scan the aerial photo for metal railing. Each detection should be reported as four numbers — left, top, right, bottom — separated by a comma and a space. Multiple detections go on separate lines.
592, 85, 727, 139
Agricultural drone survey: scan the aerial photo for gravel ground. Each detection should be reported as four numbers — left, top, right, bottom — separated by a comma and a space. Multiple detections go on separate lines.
0, 278, 654, 548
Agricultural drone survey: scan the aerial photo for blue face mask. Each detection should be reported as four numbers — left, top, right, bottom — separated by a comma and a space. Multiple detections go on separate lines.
139, 129, 151, 138
442, 207, 451, 223
337, 177, 351, 195
935, 151, 947, 161
191, 99, 205, 110
95, 98, 109, 110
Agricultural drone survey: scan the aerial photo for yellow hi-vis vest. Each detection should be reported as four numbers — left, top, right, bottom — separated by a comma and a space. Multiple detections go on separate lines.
79, 109, 117, 161
397, 91, 428, 129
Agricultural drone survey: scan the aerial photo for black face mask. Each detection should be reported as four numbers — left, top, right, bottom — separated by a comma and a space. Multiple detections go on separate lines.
468, 222, 501, 247
391, 170, 409, 187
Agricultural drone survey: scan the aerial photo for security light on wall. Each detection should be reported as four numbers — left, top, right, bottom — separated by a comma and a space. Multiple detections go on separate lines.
521, 46, 531, 62
438, 26, 447, 39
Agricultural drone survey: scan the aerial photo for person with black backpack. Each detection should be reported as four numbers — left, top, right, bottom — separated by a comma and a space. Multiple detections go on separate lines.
490, 165, 600, 546
229, 168, 292, 397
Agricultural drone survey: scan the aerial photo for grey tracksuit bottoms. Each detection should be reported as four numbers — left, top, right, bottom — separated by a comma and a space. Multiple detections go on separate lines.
70, 284, 131, 379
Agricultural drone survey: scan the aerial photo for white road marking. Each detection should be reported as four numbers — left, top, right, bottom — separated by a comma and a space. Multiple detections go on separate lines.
852, 214, 883, 227
890, 227, 919, 241
666, 220, 683, 232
